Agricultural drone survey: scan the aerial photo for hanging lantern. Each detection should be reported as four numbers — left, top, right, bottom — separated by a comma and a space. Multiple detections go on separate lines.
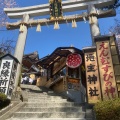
19, 24, 24, 32
36, 24, 41, 32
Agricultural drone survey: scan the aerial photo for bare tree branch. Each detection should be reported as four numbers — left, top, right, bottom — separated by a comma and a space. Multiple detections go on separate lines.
0, 1, 17, 56
0, 39, 15, 55
109, 19, 120, 35
0, 0, 16, 27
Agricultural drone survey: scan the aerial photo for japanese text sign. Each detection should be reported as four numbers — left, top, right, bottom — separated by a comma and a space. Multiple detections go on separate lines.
96, 41, 118, 100
49, 0, 62, 20
0, 60, 13, 96
85, 50, 101, 103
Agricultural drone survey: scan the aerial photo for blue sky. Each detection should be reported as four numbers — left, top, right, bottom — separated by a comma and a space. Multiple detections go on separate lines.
1, 0, 120, 58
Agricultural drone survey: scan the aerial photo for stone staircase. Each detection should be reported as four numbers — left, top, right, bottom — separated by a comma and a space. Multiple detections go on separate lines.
4, 85, 94, 120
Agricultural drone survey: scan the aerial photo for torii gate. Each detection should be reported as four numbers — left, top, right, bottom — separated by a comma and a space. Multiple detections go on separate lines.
4, 0, 116, 91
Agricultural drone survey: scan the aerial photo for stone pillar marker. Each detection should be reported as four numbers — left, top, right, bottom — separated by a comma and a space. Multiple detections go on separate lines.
88, 4, 100, 46
0, 54, 19, 99
14, 14, 29, 91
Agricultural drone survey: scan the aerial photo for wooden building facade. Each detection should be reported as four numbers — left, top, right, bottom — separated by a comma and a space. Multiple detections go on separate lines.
36, 47, 86, 103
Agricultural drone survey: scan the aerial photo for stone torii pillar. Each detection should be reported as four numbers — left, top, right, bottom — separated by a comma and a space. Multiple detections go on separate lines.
14, 14, 29, 91
88, 4, 100, 46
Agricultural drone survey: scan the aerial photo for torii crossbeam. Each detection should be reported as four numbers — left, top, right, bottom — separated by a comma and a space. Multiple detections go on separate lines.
4, 0, 115, 18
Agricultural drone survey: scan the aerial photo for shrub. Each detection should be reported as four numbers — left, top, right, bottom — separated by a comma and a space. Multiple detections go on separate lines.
0, 93, 11, 110
94, 98, 120, 120
0, 93, 7, 101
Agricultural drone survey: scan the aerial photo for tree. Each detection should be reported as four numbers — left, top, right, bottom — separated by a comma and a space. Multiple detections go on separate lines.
0, 0, 17, 56
107, 0, 120, 36
0, 0, 16, 27
103, 0, 120, 9
109, 19, 120, 35
109, 19, 120, 55
0, 39, 15, 56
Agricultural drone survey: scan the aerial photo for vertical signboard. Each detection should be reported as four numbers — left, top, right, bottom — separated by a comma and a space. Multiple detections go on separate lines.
49, 0, 63, 20
0, 60, 13, 97
7, 63, 16, 99
84, 48, 101, 103
96, 41, 118, 100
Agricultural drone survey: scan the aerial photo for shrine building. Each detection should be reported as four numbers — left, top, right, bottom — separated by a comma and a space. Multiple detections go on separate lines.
22, 47, 86, 103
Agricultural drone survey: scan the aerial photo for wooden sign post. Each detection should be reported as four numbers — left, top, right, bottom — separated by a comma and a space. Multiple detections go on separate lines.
95, 35, 118, 100
83, 47, 102, 103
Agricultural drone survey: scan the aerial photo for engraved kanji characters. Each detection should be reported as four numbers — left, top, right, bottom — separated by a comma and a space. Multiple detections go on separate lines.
86, 54, 95, 61
0, 60, 13, 96
87, 64, 96, 72
85, 51, 101, 103
89, 87, 99, 96
88, 74, 97, 84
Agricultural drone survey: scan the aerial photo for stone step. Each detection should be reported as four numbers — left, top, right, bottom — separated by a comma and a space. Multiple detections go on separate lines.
27, 101, 70, 104
27, 92, 47, 95
27, 94, 60, 97
28, 95, 66, 100
27, 93, 63, 97
47, 91, 54, 93
25, 102, 82, 108
12, 112, 85, 118
21, 84, 42, 90
47, 93, 61, 96
27, 95, 48, 97
26, 101, 73, 104
1, 84, 94, 120
28, 100, 68, 103
7, 118, 87, 120
19, 107, 83, 112
28, 96, 65, 99
29, 95, 68, 99
28, 99, 67, 102
27, 96, 65, 99
25, 102, 78, 108
27, 93, 59, 96
22, 89, 43, 93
